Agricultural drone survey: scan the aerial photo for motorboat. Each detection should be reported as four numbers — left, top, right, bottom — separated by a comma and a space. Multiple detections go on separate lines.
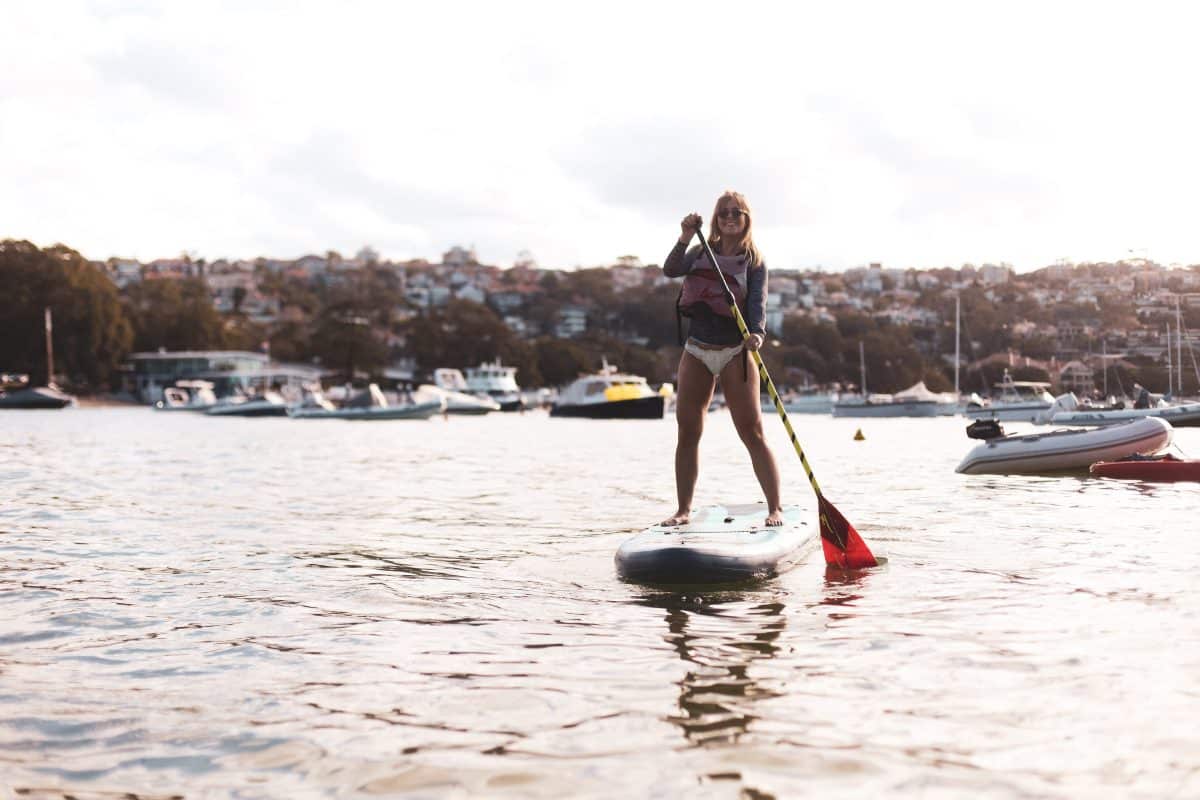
154, 380, 218, 411
551, 360, 665, 419
205, 390, 289, 417
955, 416, 1172, 475
430, 368, 501, 414
963, 369, 1055, 422
465, 360, 525, 411
288, 383, 444, 420
1090, 453, 1200, 482
0, 382, 75, 409
1037, 392, 1200, 428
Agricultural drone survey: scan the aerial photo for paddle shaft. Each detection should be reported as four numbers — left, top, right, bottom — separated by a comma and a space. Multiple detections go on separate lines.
690, 227, 824, 498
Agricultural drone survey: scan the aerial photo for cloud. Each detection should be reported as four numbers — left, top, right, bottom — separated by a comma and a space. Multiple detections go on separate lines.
90, 41, 231, 108
4, 2, 1200, 270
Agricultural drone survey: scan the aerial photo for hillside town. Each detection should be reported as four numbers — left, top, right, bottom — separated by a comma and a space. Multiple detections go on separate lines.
4, 236, 1200, 401
91, 244, 1200, 397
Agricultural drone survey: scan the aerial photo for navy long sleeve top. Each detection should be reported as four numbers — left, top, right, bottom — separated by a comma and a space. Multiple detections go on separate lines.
663, 240, 767, 346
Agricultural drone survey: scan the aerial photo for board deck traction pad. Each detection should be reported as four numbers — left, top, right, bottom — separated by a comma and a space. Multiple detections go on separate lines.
616, 503, 817, 583
645, 503, 803, 534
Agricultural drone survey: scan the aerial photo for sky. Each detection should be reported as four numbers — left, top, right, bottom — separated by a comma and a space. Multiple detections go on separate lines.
3, 1, 1199, 273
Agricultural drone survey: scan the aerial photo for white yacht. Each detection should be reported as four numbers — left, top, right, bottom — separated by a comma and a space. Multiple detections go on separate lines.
429, 368, 501, 415
465, 360, 524, 411
551, 360, 665, 419
964, 370, 1055, 422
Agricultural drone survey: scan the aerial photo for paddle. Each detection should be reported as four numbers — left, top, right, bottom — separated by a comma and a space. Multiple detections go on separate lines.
689, 223, 878, 569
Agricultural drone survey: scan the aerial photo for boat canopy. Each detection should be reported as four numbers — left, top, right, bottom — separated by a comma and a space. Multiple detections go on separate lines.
893, 381, 942, 402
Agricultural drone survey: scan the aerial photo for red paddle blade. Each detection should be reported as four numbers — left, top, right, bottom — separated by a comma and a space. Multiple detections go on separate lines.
817, 493, 877, 569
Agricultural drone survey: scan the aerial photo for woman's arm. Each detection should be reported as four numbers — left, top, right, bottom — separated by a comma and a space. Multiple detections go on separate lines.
743, 262, 768, 336
664, 212, 703, 277
663, 240, 695, 277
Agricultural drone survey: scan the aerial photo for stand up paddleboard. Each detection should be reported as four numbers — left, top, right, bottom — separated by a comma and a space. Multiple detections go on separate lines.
616, 504, 816, 584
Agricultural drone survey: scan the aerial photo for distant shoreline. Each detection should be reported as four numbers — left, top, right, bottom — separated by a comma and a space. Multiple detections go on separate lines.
75, 395, 142, 408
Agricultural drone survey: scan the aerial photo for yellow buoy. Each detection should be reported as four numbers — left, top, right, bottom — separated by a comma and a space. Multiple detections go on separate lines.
853, 428, 865, 441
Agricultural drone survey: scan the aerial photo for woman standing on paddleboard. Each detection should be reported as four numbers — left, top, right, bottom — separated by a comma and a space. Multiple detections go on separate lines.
661, 191, 783, 528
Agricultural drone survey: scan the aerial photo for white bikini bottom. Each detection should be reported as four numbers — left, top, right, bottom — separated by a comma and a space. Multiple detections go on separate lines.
685, 339, 744, 376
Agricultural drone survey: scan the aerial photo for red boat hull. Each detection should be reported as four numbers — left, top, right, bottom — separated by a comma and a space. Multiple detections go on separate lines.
1090, 455, 1200, 482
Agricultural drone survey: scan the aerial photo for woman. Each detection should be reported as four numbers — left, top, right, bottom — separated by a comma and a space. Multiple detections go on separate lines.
661, 191, 783, 527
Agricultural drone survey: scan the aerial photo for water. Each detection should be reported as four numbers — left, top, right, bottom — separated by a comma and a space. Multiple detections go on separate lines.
1, 409, 1198, 798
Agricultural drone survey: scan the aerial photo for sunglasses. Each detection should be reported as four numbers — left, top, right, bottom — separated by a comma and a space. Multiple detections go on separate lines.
718, 208, 747, 220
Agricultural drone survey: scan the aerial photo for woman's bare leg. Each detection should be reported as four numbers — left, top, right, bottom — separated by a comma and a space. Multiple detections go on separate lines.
662, 351, 716, 526
721, 351, 783, 526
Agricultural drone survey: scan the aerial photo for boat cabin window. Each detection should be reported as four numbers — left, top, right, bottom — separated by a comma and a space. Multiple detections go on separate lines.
585, 381, 606, 396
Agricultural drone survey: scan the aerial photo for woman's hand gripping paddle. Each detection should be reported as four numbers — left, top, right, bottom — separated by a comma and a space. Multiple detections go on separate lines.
689, 225, 878, 569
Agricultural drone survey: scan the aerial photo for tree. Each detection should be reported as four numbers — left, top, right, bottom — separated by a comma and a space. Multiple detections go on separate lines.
406, 300, 518, 373
125, 277, 226, 353
0, 240, 132, 389
266, 321, 311, 364
311, 311, 388, 379
533, 337, 594, 387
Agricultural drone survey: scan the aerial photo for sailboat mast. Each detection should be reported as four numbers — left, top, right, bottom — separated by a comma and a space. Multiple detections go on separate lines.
954, 294, 961, 397
1166, 322, 1173, 395
1102, 339, 1108, 397
44, 307, 55, 387
859, 340, 867, 396
1177, 295, 1184, 395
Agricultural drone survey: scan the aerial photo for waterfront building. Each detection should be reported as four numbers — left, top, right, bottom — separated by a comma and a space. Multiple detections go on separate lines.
125, 350, 323, 404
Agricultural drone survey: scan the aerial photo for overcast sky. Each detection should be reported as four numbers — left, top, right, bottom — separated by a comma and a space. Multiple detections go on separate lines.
3, 1, 1197, 272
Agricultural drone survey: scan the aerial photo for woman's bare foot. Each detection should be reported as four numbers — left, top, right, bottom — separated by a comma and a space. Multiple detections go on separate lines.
765, 508, 784, 527
660, 511, 690, 527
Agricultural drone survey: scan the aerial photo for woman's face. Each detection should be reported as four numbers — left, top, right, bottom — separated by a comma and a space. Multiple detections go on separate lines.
716, 200, 748, 238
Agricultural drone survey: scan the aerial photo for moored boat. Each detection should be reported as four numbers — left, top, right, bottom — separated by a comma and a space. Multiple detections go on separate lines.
761, 387, 839, 414
1, 310, 76, 409
0, 384, 75, 409
205, 390, 289, 417
1039, 392, 1200, 428
431, 369, 501, 414
288, 383, 444, 420
465, 360, 525, 411
832, 392, 941, 418
964, 370, 1055, 422
551, 360, 665, 419
955, 416, 1173, 475
155, 380, 218, 411
1090, 453, 1200, 482
832, 342, 948, 417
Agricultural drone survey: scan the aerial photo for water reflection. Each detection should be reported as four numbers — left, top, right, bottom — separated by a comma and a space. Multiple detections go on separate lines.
821, 566, 868, 604
635, 593, 786, 746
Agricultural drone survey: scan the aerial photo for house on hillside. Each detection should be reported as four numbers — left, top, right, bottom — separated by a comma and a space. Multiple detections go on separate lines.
455, 284, 486, 304
556, 306, 587, 338
1058, 360, 1094, 396
292, 255, 328, 278
443, 246, 478, 266
106, 258, 142, 288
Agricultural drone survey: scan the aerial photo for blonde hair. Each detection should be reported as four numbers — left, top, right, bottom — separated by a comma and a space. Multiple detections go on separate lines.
707, 190, 762, 268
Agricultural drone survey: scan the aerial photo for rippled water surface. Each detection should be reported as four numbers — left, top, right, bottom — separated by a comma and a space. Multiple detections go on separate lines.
2, 408, 1198, 798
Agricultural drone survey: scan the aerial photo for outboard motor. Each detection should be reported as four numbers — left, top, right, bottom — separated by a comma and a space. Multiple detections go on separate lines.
966, 418, 1005, 440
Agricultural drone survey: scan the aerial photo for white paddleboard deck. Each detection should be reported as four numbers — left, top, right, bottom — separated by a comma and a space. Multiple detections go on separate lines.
615, 504, 817, 584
